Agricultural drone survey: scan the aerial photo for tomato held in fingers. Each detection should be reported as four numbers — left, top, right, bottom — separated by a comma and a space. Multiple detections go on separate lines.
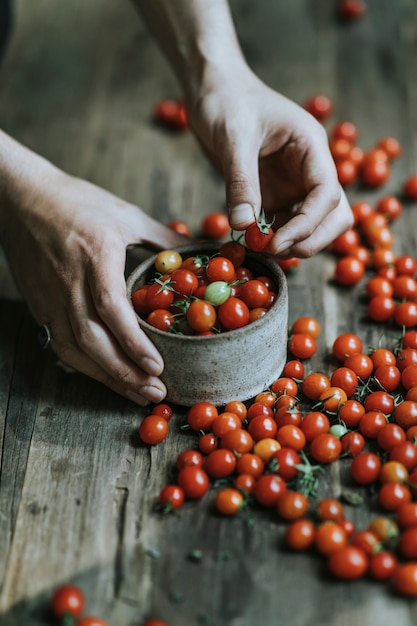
244, 212, 274, 252
51, 585, 85, 618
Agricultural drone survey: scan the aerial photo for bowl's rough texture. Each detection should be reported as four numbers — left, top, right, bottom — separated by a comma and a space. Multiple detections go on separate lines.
126, 242, 288, 406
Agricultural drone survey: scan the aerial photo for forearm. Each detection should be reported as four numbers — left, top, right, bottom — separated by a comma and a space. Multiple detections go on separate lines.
132, 0, 246, 101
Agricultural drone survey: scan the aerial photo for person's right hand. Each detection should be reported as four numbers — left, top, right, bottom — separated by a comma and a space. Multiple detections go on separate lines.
1, 144, 188, 406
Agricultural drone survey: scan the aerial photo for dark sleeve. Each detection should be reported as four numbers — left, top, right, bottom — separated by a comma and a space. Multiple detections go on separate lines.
0, 0, 13, 60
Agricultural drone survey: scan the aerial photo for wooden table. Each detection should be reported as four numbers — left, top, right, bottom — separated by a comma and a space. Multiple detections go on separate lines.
1, 1, 417, 624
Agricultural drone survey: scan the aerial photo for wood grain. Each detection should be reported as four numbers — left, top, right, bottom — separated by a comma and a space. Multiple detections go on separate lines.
1, 0, 417, 624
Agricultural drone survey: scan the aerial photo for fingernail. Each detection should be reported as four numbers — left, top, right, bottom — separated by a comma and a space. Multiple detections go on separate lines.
230, 203, 254, 229
273, 240, 294, 255
139, 385, 166, 404
140, 356, 164, 377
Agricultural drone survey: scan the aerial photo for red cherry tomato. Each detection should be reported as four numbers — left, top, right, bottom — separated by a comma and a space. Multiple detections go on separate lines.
201, 212, 230, 239
51, 585, 85, 618
304, 94, 334, 121
244, 217, 274, 252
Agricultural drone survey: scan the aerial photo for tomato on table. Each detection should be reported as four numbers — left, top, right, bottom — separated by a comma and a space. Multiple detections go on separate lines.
51, 584, 85, 618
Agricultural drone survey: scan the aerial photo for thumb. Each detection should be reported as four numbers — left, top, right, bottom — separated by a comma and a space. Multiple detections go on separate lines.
222, 141, 262, 231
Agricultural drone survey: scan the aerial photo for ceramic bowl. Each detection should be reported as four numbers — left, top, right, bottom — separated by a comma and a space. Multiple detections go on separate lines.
126, 242, 288, 406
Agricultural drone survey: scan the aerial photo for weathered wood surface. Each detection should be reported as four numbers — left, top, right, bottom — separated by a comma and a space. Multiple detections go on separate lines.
1, 0, 417, 624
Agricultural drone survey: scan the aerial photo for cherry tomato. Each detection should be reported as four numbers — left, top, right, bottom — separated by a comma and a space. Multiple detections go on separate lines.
315, 522, 347, 556
218, 297, 250, 330
350, 452, 381, 484
239, 279, 269, 308
176, 449, 203, 471
146, 281, 175, 310
151, 403, 173, 421
379, 482, 411, 511
327, 546, 368, 580
141, 619, 169, 626
341, 431, 365, 456
330, 367, 358, 398
204, 281, 232, 306
361, 157, 390, 188
317, 498, 344, 522
212, 412, 241, 438
234, 473, 256, 494
390, 441, 417, 470
271, 447, 301, 481
402, 367, 417, 391
376, 195, 403, 221
220, 428, 254, 454
302, 372, 331, 400
236, 453, 265, 478
146, 309, 175, 332
276, 424, 306, 451
254, 474, 287, 507
201, 212, 230, 239
282, 359, 305, 380
285, 518, 316, 551
404, 175, 417, 201
138, 415, 169, 445
331, 120, 359, 143
177, 466, 210, 499
364, 390, 394, 415
187, 402, 218, 432
288, 333, 317, 359
393, 563, 417, 596
253, 437, 281, 462
291, 316, 321, 338
304, 94, 333, 121
338, 0, 367, 20
376, 423, 406, 451
336, 158, 357, 187
224, 399, 247, 421
204, 448, 237, 479
170, 268, 199, 296
397, 502, 417, 528
276, 490, 309, 522
309, 433, 342, 464
167, 220, 191, 236
154, 250, 183, 274
332, 333, 363, 361
338, 399, 365, 428
206, 256, 236, 283
319, 386, 347, 413
159, 484, 185, 511
244, 217, 274, 252
215, 488, 244, 516
394, 302, 417, 328
219, 240, 247, 268
394, 400, 417, 429
198, 433, 218, 455
300, 411, 330, 442
368, 295, 395, 322
186, 299, 217, 332
248, 414, 277, 441
51, 585, 85, 618
368, 551, 398, 581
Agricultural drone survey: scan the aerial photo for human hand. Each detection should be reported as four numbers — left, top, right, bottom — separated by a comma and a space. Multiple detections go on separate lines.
185, 63, 353, 258
2, 153, 188, 405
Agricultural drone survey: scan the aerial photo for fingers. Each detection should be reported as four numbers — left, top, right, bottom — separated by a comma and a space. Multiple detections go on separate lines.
221, 133, 262, 230
270, 186, 353, 258
54, 296, 167, 406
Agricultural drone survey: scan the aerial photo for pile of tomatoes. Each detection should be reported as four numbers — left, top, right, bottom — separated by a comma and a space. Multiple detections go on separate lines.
131, 242, 278, 335
142, 318, 417, 595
